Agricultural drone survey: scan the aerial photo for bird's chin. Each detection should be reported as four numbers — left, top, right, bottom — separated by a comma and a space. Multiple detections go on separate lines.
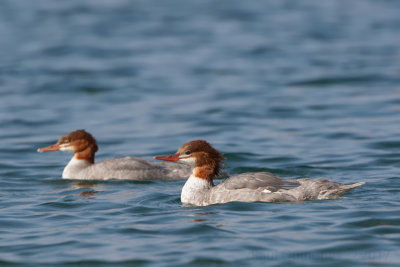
59, 145, 76, 153
178, 157, 196, 167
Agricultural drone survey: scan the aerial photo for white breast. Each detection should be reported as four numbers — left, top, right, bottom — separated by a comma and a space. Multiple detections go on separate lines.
181, 175, 212, 204
62, 157, 91, 179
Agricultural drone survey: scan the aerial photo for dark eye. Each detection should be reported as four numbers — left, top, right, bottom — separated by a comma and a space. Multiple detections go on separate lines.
185, 150, 191, 155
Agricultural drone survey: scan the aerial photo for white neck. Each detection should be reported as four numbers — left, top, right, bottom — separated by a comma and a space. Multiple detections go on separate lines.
181, 174, 213, 205
62, 156, 91, 179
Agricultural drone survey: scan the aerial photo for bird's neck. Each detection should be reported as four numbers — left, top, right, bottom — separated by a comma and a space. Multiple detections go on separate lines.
74, 146, 96, 164
192, 165, 215, 183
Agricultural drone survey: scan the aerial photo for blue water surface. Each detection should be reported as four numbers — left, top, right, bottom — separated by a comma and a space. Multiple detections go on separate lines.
1, 0, 400, 266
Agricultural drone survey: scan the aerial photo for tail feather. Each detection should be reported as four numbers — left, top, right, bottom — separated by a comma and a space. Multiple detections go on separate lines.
340, 181, 365, 190
318, 181, 365, 199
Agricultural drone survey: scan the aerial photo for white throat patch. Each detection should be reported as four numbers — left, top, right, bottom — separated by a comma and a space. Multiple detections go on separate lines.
178, 157, 196, 167
59, 144, 75, 153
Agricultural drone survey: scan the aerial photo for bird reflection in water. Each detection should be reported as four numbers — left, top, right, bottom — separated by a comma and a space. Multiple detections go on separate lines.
70, 181, 104, 198
187, 211, 219, 224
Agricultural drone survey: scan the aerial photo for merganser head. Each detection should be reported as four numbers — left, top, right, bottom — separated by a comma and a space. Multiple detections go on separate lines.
37, 130, 98, 163
154, 140, 224, 179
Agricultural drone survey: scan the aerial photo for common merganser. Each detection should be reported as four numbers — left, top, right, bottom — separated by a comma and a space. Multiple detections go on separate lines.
154, 140, 365, 206
37, 130, 191, 180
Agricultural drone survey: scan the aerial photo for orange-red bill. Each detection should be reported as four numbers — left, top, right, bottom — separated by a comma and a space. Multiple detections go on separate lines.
37, 143, 61, 152
153, 153, 180, 162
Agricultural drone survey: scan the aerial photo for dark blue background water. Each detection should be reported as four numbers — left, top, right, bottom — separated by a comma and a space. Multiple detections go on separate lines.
1, 0, 400, 266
